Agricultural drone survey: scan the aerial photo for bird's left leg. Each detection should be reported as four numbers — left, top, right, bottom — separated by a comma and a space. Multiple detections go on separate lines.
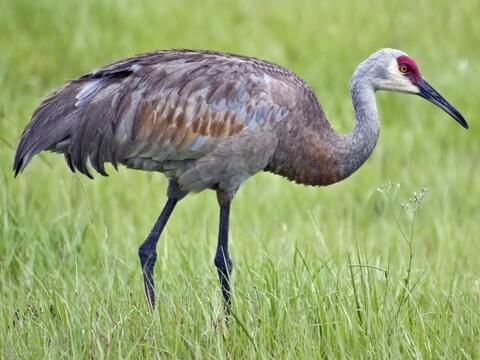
214, 190, 235, 315
138, 180, 186, 309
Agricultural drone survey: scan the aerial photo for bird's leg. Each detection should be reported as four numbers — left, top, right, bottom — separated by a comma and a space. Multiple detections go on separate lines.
214, 191, 234, 315
138, 197, 177, 308
138, 181, 184, 309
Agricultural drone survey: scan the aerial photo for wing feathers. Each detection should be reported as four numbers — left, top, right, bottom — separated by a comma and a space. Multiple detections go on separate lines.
14, 50, 296, 177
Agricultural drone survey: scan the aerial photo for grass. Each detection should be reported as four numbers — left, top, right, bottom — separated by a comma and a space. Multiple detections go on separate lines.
1, 0, 479, 358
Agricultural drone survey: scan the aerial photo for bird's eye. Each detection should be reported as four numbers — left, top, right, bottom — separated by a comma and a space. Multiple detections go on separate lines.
399, 64, 409, 73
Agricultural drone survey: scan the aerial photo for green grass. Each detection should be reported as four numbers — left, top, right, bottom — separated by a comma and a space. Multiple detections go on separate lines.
1, 0, 479, 358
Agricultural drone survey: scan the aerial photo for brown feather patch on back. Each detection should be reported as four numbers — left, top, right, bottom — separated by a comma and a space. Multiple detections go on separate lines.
14, 49, 304, 177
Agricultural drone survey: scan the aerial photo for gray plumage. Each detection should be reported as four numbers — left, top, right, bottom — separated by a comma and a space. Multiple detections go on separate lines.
12, 49, 386, 193
13, 48, 467, 312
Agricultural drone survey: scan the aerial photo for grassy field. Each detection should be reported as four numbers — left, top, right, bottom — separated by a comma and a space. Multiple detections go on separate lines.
1, 0, 479, 358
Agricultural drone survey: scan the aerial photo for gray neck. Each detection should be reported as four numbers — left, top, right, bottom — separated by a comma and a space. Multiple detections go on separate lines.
266, 64, 381, 186
336, 74, 380, 179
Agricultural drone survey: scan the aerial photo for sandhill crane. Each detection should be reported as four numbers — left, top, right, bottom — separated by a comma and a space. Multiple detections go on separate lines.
13, 48, 468, 314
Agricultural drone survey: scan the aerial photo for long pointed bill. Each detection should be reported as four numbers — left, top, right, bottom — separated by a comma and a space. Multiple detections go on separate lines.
417, 78, 468, 129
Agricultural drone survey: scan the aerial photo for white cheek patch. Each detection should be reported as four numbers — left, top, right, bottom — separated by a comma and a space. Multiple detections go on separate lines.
386, 61, 420, 94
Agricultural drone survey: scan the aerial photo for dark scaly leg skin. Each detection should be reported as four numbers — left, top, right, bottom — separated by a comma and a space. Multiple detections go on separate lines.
214, 191, 234, 315
138, 181, 184, 309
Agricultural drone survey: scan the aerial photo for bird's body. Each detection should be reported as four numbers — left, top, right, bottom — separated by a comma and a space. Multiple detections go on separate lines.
14, 49, 379, 193
13, 48, 467, 313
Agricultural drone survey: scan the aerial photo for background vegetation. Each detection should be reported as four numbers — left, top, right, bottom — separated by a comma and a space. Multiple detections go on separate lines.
1, 0, 479, 358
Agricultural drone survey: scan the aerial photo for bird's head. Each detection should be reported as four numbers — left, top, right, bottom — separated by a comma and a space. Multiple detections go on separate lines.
357, 48, 468, 129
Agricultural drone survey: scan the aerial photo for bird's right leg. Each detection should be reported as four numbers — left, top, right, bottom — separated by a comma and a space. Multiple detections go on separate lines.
214, 190, 234, 316
138, 181, 185, 309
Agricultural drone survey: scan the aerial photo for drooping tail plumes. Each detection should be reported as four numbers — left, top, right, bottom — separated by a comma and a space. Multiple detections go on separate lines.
13, 82, 82, 176
13, 73, 128, 178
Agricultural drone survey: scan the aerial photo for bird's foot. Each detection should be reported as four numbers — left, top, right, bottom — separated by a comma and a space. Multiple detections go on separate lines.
139, 248, 157, 309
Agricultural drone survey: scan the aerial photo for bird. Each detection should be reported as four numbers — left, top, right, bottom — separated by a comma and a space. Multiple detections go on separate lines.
13, 48, 468, 314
